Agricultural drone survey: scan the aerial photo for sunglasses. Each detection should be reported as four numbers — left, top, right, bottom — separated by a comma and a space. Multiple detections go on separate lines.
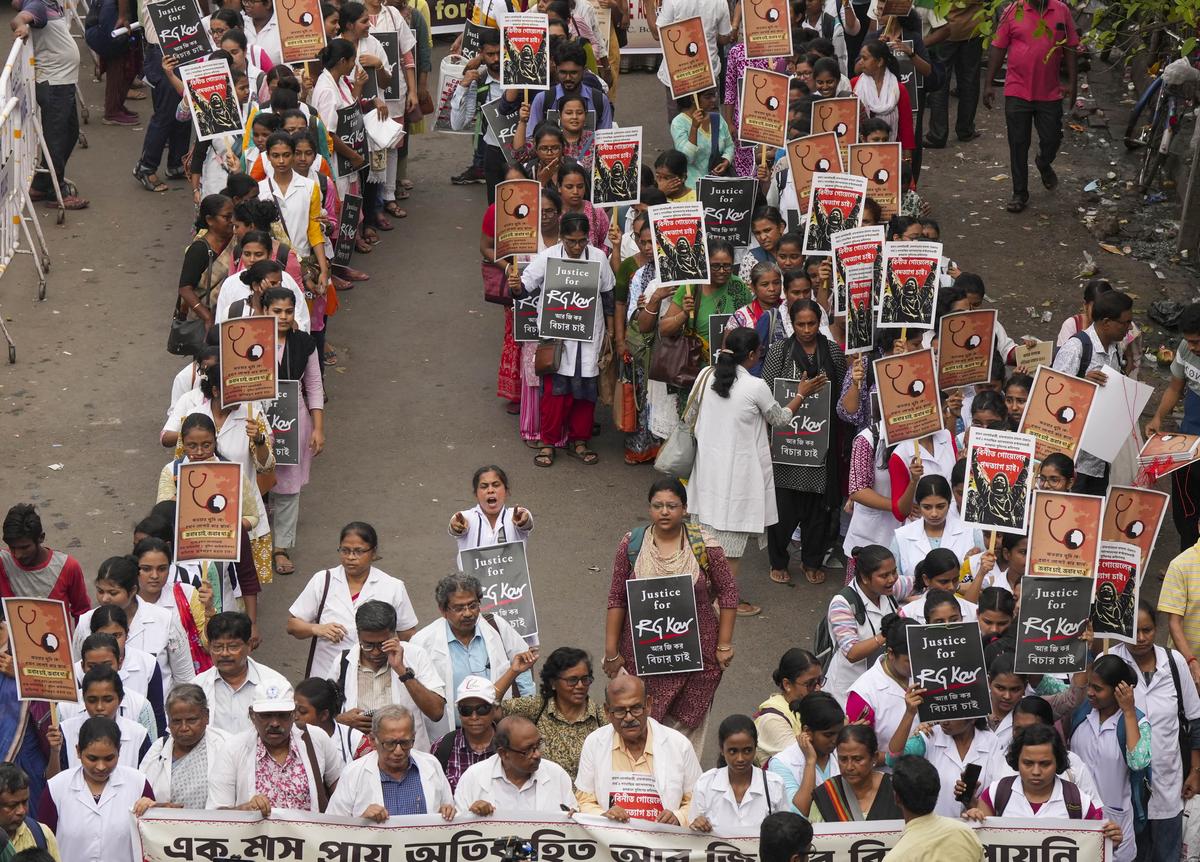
458, 702, 494, 717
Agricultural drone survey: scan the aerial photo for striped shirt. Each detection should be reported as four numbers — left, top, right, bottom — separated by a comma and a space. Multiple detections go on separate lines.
1160, 540, 1200, 659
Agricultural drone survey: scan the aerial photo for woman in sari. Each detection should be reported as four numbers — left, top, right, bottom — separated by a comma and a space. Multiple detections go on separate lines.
484, 164, 533, 417
810, 725, 902, 822
516, 187, 563, 448
177, 195, 236, 334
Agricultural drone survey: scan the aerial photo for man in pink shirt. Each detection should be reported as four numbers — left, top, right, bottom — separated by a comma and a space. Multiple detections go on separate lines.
981, 0, 1078, 213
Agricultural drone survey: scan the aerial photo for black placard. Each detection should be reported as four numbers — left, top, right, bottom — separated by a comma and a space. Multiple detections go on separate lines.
538, 259, 600, 342
480, 98, 520, 165
334, 106, 367, 177
770, 379, 831, 467
375, 32, 401, 101
514, 296, 540, 343
148, 0, 210, 65
626, 573, 704, 676
707, 313, 731, 364
332, 193, 363, 267
361, 66, 379, 101
1014, 576, 1091, 675
907, 621, 991, 722
696, 177, 757, 247
458, 541, 538, 639
266, 379, 300, 467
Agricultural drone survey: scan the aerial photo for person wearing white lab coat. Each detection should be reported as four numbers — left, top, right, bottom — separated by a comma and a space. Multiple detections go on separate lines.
689, 715, 788, 835
139, 684, 230, 808
328, 705, 457, 820
454, 716, 576, 815
889, 475, 983, 582
213, 259, 311, 331
53, 667, 151, 774
448, 466, 534, 570
844, 617, 916, 764
63, 629, 159, 738
195, 612, 293, 735
985, 695, 1102, 804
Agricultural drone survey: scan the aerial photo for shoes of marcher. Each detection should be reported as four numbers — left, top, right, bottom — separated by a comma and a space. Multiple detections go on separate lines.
1038, 164, 1059, 190
450, 166, 486, 185
48, 195, 89, 210
958, 130, 982, 142
923, 136, 947, 149
103, 112, 138, 126
1006, 195, 1028, 213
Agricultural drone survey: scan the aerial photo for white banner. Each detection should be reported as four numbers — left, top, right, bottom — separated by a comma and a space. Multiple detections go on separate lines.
136, 809, 1110, 862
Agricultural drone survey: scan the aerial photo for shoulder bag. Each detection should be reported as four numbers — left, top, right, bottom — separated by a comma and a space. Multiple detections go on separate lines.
302, 570, 332, 678
167, 245, 215, 357
654, 367, 714, 477
535, 339, 564, 376
299, 725, 330, 812
648, 301, 704, 387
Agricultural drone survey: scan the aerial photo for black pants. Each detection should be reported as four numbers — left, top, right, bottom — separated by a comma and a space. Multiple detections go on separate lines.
32, 82, 78, 195
137, 44, 190, 174
1172, 464, 1200, 551
483, 144, 507, 204
926, 37, 982, 144
1072, 465, 1109, 496
1004, 96, 1063, 200
768, 488, 830, 570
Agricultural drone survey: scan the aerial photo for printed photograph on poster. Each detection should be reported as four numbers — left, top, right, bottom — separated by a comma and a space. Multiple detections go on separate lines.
592, 127, 642, 207
266, 380, 300, 467
873, 348, 944, 447
1013, 576, 1092, 675
648, 202, 709, 288
802, 172, 867, 256
147, 0, 211, 66
810, 96, 858, 163
538, 259, 601, 342
786, 132, 842, 215
831, 226, 883, 355
174, 462, 243, 563
907, 622, 991, 723
500, 13, 549, 90
494, 179, 541, 260
742, 0, 791, 58
708, 313, 732, 363
457, 541, 539, 640
770, 380, 831, 467
660, 16, 715, 98
1101, 486, 1169, 566
848, 142, 901, 219
1, 597, 78, 702
480, 99, 520, 164
179, 59, 242, 142
274, 0, 325, 63
625, 573, 704, 676
961, 428, 1035, 534
697, 177, 757, 247
1092, 540, 1140, 644
937, 309, 996, 389
1025, 490, 1104, 579
1017, 365, 1098, 463
737, 68, 790, 148
877, 240, 941, 330
218, 317, 278, 404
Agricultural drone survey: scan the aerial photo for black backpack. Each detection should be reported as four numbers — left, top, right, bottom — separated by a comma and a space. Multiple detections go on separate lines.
813, 586, 896, 671
992, 774, 1083, 819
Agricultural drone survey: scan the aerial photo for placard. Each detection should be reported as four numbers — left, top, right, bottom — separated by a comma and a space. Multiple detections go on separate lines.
787, 132, 842, 215
480, 98, 521, 164
810, 96, 858, 165
937, 309, 996, 389
334, 105, 367, 178
147, 0, 211, 66
459, 21, 495, 62
708, 313, 732, 363
179, 59, 242, 142
660, 16, 714, 99
494, 179, 541, 261
648, 202, 709, 288
458, 541, 538, 639
265, 379, 300, 467
880, 0, 913, 14
1092, 541, 1139, 644
737, 67, 790, 149
360, 66, 380, 101
771, 379, 831, 467
1078, 365, 1152, 463
218, 317, 277, 405
625, 573, 704, 676
802, 172, 867, 256
877, 240, 941, 330
538, 259, 601, 342
742, 0, 791, 58
500, 12, 549, 90
873, 348, 943, 447
907, 622, 991, 722
832, 226, 883, 355
961, 428, 1035, 534
1013, 576, 1092, 675
592, 127, 641, 207
1026, 490, 1104, 579
848, 142, 901, 220
332, 193, 362, 267
275, 0, 325, 63
1101, 486, 1169, 568
898, 39, 919, 115
174, 461, 243, 563
696, 176, 757, 247
376, 32, 402, 101
607, 773, 664, 821
514, 296, 540, 342
1014, 339, 1052, 370
1, 597, 78, 702
1017, 365, 1099, 463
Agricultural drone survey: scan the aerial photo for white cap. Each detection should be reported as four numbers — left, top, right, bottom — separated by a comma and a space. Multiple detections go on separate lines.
455, 675, 497, 705
249, 684, 295, 713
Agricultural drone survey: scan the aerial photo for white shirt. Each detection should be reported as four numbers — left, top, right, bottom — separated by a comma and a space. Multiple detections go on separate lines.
73, 598, 194, 692
208, 724, 345, 811
59, 677, 155, 738
912, 725, 999, 818
195, 657, 293, 735
328, 750, 455, 817
170, 361, 201, 413
453, 752, 576, 813
258, 172, 319, 258
68, 645, 157, 702
520, 243, 616, 379
654, 0, 731, 89
333, 641, 446, 752
139, 727, 230, 807
692, 767, 788, 833
983, 775, 1101, 819
46, 765, 147, 862
767, 740, 840, 814
312, 68, 355, 138
288, 565, 419, 680
1070, 708, 1141, 862
242, 11, 282, 64
846, 656, 910, 763
60, 712, 148, 770
890, 516, 983, 582
987, 746, 1101, 805
213, 270, 311, 332
450, 505, 534, 569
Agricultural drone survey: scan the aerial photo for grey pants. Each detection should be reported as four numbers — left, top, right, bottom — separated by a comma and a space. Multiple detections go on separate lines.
272, 492, 300, 549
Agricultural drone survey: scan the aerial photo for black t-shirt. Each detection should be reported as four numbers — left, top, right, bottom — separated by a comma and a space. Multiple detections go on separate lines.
178, 239, 214, 290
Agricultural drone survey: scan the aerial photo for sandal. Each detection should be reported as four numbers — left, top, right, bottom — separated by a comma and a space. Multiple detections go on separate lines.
568, 442, 599, 465
272, 549, 295, 575
400, 179, 414, 190
737, 600, 762, 617
534, 446, 555, 467
769, 569, 792, 585
505, 401, 520, 415
804, 567, 827, 585
323, 349, 339, 366
164, 165, 186, 180
395, 189, 410, 201
374, 215, 394, 231
355, 237, 373, 254
384, 201, 407, 217
133, 167, 168, 192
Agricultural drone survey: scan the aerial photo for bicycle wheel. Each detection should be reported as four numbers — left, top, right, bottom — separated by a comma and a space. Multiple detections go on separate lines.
1137, 96, 1171, 192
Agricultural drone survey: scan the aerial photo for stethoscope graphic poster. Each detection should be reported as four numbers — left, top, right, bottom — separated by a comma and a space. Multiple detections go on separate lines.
848, 142, 901, 211
175, 462, 244, 565
217, 317, 279, 406
1100, 486, 1169, 557
743, 0, 791, 57
739, 69, 789, 148
0, 596, 78, 701
1027, 490, 1104, 578
938, 308, 996, 389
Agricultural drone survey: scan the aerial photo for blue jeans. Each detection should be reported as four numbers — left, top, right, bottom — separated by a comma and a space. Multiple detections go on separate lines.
1135, 813, 1182, 862
137, 44, 190, 173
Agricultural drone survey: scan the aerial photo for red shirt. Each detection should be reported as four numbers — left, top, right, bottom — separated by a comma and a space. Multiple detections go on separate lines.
992, 0, 1079, 102
0, 547, 91, 625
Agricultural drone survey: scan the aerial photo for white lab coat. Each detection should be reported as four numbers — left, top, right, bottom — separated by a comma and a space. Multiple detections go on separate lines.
45, 764, 147, 862
986, 746, 1101, 805
520, 243, 615, 379
1070, 709, 1143, 862
890, 516, 982, 582
73, 597, 194, 692
60, 712, 147, 771
58, 678, 155, 738
453, 752, 576, 812
258, 173, 319, 258
332, 642, 446, 752
327, 750, 454, 817
983, 775, 1101, 819
574, 719, 702, 814
450, 505, 534, 569
208, 724, 344, 810
846, 656, 910, 763
692, 767, 788, 833
139, 727, 230, 806
825, 579, 905, 705
911, 725, 999, 818
213, 270, 311, 332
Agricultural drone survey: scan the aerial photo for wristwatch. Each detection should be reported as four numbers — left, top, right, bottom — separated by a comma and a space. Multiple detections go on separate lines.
397, 669, 416, 683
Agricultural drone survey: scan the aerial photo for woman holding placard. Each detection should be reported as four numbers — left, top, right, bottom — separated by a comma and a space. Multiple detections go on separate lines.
844, 614, 915, 750
447, 465, 533, 563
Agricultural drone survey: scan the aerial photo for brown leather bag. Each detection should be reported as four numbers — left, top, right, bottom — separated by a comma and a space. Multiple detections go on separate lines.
648, 331, 703, 387
535, 340, 564, 376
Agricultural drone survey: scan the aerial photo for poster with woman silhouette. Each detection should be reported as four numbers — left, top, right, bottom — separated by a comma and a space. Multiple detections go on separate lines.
592, 127, 642, 207
219, 317, 278, 404
961, 428, 1035, 534
738, 68, 790, 148
802, 172, 867, 256
877, 241, 941, 330
648, 202, 709, 288
1017, 366, 1098, 464
1, 597, 78, 702
1092, 540, 1140, 643
660, 16, 714, 98
873, 348, 943, 447
742, 0, 790, 57
500, 13, 549, 90
786, 132, 842, 217
1026, 490, 1104, 580
1100, 486, 1168, 569
810, 96, 858, 166
937, 309, 995, 389
174, 462, 244, 562
848, 142, 901, 219
274, 0, 326, 63
179, 59, 242, 142
494, 179, 541, 260
831, 225, 883, 355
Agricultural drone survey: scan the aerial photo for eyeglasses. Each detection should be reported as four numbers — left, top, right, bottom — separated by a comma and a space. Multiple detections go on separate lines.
337, 546, 371, 557
649, 502, 681, 512
607, 704, 646, 719
376, 737, 415, 751
798, 676, 827, 691
505, 739, 543, 757
449, 600, 481, 613
359, 640, 387, 654
458, 702, 494, 717
537, 145, 562, 153
558, 674, 593, 687
710, 262, 733, 271
209, 641, 246, 655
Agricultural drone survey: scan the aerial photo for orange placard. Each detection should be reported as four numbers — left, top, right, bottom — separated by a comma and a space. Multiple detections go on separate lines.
1026, 490, 1104, 579
175, 461, 243, 563
661, 17, 714, 99
742, 0, 791, 59
1017, 366, 1098, 463
738, 68, 790, 149
1101, 485, 1169, 566
274, 0, 326, 64
937, 309, 995, 389
811, 97, 859, 166
787, 132, 842, 213
2, 598, 77, 702
495, 179, 542, 260
219, 317, 278, 405
873, 348, 944, 447
848, 142, 901, 219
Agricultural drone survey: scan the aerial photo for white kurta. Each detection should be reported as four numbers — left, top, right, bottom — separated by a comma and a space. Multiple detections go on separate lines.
519, 243, 615, 379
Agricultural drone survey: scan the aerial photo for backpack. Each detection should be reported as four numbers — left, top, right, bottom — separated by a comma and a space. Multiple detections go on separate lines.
813, 586, 897, 671
991, 774, 1083, 819
1068, 702, 1152, 833
0, 818, 47, 862
1071, 331, 1094, 378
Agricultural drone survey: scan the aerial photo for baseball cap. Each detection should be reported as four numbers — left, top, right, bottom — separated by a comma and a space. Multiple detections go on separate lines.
455, 675, 497, 705
249, 684, 296, 713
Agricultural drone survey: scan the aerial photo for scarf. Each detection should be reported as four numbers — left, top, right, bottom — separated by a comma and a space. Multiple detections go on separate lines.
854, 70, 901, 141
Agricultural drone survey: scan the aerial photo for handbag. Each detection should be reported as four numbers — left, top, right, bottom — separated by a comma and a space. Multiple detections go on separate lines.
167, 246, 214, 356
654, 367, 713, 477
482, 260, 512, 306
535, 339, 564, 376
648, 328, 704, 387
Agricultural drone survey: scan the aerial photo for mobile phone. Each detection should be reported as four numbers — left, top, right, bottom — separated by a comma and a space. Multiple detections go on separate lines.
956, 763, 982, 805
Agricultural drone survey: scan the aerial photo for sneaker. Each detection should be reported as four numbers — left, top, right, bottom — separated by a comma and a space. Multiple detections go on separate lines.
450, 165, 485, 185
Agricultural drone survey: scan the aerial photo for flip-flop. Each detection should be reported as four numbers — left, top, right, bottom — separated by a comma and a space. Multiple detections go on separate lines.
737, 601, 762, 617
567, 443, 599, 465
323, 349, 339, 366
272, 549, 295, 575
804, 567, 827, 585
769, 569, 792, 585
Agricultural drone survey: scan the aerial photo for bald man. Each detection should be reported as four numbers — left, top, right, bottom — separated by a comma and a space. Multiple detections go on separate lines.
453, 716, 576, 815
574, 676, 702, 825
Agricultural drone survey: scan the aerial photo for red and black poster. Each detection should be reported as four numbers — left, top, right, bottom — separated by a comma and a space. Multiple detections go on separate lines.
877, 240, 941, 331
648, 202, 709, 288
179, 59, 242, 143
961, 428, 1036, 534
500, 12, 549, 90
831, 226, 883, 355
592, 127, 641, 208
802, 172, 867, 256
1092, 541, 1140, 644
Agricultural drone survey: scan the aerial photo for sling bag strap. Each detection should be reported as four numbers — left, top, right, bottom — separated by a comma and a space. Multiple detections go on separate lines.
302, 569, 333, 678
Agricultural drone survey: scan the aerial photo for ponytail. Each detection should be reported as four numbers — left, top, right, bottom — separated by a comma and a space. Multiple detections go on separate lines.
712, 327, 759, 398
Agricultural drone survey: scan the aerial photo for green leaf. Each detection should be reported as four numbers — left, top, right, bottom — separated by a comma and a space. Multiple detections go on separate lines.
1183, 37, 1198, 57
